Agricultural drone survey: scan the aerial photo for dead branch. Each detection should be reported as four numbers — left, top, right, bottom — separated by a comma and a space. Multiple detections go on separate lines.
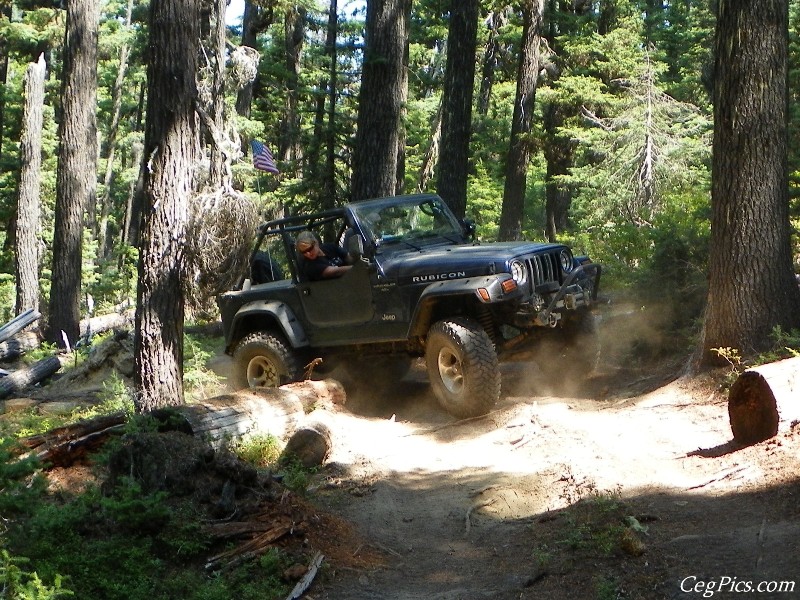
285, 551, 324, 600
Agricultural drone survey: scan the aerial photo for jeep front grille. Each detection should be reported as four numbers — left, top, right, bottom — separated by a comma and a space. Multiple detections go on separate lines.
525, 253, 560, 291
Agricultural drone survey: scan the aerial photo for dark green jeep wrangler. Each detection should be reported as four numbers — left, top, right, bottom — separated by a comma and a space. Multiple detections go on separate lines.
217, 193, 601, 417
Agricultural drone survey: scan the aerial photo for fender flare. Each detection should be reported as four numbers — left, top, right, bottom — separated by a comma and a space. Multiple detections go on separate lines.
407, 274, 521, 337
227, 300, 309, 350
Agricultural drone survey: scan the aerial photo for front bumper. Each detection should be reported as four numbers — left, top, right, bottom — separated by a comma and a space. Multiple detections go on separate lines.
513, 263, 601, 328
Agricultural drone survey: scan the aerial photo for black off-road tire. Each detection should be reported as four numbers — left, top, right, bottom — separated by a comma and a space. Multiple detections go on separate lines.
232, 331, 301, 389
425, 317, 500, 418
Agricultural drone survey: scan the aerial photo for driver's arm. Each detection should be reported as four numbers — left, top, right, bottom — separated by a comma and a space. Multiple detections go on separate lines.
321, 264, 352, 278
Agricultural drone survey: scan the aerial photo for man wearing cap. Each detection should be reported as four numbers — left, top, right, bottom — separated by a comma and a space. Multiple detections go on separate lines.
295, 230, 352, 281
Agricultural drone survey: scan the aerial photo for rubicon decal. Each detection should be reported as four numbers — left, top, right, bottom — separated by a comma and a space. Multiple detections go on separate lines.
412, 271, 467, 283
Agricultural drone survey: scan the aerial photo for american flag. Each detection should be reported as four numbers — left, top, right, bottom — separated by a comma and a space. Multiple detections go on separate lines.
251, 140, 279, 174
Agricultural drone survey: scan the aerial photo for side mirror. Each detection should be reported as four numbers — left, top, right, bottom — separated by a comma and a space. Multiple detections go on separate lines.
462, 218, 476, 240
347, 233, 365, 260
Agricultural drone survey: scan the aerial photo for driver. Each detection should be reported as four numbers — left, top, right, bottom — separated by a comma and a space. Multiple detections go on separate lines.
295, 231, 352, 281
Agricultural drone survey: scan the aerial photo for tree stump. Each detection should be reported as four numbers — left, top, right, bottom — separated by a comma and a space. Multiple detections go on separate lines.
728, 356, 800, 444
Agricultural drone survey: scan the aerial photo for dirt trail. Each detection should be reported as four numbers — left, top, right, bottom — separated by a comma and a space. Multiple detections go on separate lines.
297, 363, 800, 600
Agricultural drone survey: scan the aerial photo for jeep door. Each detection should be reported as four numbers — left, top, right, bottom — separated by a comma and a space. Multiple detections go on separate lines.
295, 258, 375, 331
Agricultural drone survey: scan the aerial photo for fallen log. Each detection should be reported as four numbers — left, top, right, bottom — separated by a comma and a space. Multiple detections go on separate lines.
205, 516, 293, 571
0, 355, 64, 400
0, 331, 41, 361
14, 411, 128, 466
281, 402, 345, 468
728, 356, 800, 444
16, 379, 346, 467
156, 379, 346, 449
0, 309, 40, 344
79, 309, 134, 338
161, 389, 305, 448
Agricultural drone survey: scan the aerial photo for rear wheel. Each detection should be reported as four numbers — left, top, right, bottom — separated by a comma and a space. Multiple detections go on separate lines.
425, 317, 500, 418
232, 331, 300, 389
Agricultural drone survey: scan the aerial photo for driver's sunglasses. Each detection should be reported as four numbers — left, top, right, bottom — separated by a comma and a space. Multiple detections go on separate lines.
299, 243, 316, 256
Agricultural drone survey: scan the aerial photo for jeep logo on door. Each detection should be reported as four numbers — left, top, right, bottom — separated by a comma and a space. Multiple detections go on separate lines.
412, 271, 467, 283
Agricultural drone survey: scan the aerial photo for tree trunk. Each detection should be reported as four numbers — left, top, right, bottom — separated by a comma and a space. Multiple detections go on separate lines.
207, 0, 229, 187
351, 0, 411, 201
235, 0, 272, 121
15, 55, 46, 316
123, 135, 144, 247
48, 0, 99, 348
477, 7, 508, 116
435, 0, 479, 219
135, 0, 200, 411
498, 0, 544, 241
543, 103, 572, 242
97, 0, 134, 258
279, 5, 305, 172
322, 0, 338, 210
418, 101, 442, 192
728, 356, 800, 444
701, 0, 800, 364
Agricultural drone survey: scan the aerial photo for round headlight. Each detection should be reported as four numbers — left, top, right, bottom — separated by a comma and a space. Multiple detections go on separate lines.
559, 249, 574, 273
510, 259, 527, 285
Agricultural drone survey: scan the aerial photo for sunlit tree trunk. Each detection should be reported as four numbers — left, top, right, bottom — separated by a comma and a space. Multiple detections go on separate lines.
15, 55, 47, 316
47, 0, 99, 348
701, 0, 800, 363
498, 0, 544, 241
134, 0, 200, 411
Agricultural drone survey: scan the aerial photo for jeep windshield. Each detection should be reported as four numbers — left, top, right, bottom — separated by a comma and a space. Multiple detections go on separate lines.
351, 196, 464, 249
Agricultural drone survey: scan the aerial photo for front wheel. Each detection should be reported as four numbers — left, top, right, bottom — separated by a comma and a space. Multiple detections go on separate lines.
425, 317, 500, 418
232, 331, 301, 389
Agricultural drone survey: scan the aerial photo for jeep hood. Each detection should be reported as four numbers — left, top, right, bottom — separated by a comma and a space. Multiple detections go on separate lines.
377, 241, 567, 279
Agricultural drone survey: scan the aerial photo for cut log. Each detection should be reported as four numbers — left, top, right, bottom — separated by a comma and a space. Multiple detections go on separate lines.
281, 401, 346, 468
158, 379, 346, 450
0, 331, 42, 361
728, 356, 800, 444
0, 355, 64, 400
16, 379, 347, 468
